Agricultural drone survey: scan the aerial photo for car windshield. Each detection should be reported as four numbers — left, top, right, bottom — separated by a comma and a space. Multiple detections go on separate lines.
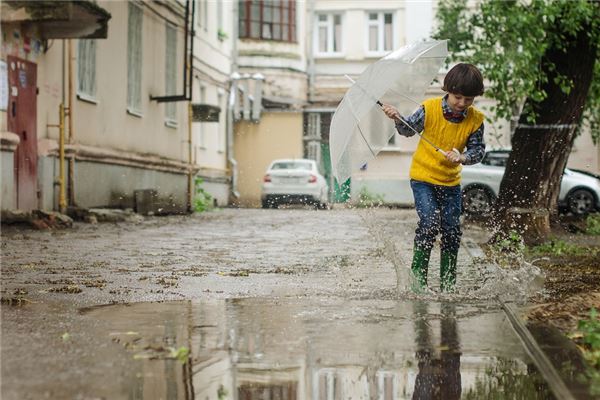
482, 152, 510, 167
271, 161, 312, 171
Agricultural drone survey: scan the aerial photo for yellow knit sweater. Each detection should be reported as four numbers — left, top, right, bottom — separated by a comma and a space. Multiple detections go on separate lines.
410, 97, 484, 186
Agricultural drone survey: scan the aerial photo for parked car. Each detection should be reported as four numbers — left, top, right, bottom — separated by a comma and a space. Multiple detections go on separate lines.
461, 150, 600, 216
261, 159, 329, 209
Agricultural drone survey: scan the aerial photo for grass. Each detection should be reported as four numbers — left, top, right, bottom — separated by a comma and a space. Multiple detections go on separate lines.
527, 239, 599, 257
587, 213, 600, 235
571, 309, 600, 395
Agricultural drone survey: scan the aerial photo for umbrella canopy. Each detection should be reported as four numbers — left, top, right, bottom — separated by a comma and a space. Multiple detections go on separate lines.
330, 40, 448, 183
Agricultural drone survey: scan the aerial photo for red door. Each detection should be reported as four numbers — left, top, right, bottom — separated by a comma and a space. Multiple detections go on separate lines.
7, 56, 38, 210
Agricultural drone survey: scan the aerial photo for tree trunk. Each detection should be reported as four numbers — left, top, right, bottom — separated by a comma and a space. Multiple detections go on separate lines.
492, 21, 597, 245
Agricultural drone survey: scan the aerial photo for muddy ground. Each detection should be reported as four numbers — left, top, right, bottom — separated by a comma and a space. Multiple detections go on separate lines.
464, 214, 600, 334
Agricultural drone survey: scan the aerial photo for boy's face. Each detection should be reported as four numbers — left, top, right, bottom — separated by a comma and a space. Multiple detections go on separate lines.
447, 93, 475, 113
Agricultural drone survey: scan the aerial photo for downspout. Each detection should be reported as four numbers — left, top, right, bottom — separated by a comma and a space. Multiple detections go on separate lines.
58, 40, 67, 213
227, 75, 240, 200
307, 0, 315, 103
187, 102, 193, 212
58, 103, 66, 214
227, 0, 240, 200
67, 39, 75, 207
187, 0, 196, 212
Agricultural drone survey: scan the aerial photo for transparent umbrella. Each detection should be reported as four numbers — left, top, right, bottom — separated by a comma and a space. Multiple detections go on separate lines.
330, 40, 448, 184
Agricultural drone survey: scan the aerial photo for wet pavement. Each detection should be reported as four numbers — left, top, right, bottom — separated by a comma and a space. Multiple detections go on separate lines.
0, 208, 569, 399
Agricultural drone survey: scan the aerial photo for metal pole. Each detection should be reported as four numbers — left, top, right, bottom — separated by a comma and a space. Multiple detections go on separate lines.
67, 39, 75, 207
58, 103, 67, 213
188, 102, 194, 213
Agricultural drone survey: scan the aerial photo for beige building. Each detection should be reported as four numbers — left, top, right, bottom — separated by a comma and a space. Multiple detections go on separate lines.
192, 0, 234, 206
232, 0, 309, 207
1, 1, 111, 211
1, 0, 235, 214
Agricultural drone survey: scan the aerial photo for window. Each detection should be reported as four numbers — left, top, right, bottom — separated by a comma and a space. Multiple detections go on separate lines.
197, 0, 208, 31
315, 13, 342, 55
77, 39, 96, 100
165, 23, 177, 125
366, 11, 393, 54
127, 2, 143, 114
239, 0, 296, 42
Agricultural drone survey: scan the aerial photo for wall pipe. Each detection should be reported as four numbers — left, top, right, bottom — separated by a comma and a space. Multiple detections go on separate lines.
67, 39, 75, 207
227, 1, 240, 201
187, 102, 193, 212
58, 103, 67, 213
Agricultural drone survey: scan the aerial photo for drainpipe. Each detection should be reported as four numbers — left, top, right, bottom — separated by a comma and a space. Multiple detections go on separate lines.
227, 72, 240, 200
227, 1, 240, 201
187, 102, 194, 212
307, 0, 315, 103
58, 103, 67, 213
67, 39, 75, 207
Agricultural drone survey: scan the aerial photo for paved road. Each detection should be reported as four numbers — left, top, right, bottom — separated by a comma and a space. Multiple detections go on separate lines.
2, 208, 546, 399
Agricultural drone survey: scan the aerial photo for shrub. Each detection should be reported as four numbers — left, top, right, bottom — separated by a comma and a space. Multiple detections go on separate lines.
586, 213, 600, 235
573, 309, 600, 395
194, 177, 213, 212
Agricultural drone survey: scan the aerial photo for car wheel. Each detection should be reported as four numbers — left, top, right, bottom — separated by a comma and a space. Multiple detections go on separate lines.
462, 187, 493, 216
567, 189, 595, 216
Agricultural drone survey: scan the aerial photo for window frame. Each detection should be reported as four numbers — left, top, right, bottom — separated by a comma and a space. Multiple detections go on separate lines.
77, 39, 97, 103
314, 12, 343, 57
127, 2, 143, 117
365, 11, 395, 56
238, 0, 297, 43
197, 0, 208, 32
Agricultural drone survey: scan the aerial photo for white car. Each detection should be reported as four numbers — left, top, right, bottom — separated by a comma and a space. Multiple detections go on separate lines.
261, 159, 329, 209
461, 150, 600, 216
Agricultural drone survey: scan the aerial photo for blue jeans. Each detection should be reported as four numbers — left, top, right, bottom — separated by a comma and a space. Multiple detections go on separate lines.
410, 180, 462, 253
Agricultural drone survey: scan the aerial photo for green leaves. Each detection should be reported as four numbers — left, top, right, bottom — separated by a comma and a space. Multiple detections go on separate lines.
434, 0, 600, 139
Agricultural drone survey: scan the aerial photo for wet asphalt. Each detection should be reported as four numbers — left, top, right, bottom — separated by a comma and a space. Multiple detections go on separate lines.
0, 208, 554, 399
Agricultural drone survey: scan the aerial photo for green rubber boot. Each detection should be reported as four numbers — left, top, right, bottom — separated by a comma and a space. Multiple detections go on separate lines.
410, 246, 431, 293
440, 251, 458, 292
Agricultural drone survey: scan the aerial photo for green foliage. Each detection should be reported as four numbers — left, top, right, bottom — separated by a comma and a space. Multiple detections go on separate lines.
528, 239, 599, 257
493, 230, 525, 254
194, 177, 213, 212
586, 213, 600, 235
574, 309, 600, 395
169, 346, 190, 364
487, 230, 525, 267
355, 186, 385, 208
217, 385, 228, 400
434, 0, 600, 141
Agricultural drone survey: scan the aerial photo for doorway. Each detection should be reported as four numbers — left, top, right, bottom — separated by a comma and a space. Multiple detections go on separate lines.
7, 56, 38, 210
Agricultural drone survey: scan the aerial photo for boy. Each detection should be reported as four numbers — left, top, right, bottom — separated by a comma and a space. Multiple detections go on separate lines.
382, 63, 485, 292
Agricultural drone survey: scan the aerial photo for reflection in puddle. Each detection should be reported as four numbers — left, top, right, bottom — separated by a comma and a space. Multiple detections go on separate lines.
83, 299, 552, 399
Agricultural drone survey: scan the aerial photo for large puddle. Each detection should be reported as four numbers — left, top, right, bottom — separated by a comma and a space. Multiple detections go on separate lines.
82, 298, 554, 399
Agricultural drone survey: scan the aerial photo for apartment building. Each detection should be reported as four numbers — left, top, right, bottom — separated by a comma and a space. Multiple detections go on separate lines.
1, 1, 197, 213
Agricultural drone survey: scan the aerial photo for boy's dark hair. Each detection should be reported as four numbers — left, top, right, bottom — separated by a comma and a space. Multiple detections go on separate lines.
442, 63, 484, 96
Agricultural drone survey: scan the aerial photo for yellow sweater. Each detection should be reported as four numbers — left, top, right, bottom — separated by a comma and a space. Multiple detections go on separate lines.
410, 97, 484, 186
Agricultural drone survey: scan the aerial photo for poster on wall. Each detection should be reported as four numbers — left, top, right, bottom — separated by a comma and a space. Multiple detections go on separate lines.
0, 60, 7, 111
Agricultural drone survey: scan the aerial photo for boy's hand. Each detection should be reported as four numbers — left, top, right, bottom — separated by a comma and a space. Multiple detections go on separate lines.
381, 104, 401, 122
444, 148, 465, 164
